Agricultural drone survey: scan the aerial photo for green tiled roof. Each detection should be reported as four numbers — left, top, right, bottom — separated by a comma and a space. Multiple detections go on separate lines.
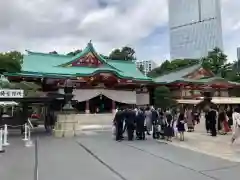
6, 42, 152, 82
153, 63, 240, 85
176, 77, 240, 85
154, 64, 201, 83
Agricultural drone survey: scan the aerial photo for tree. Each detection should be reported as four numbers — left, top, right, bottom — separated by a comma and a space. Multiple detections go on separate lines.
0, 75, 11, 88
100, 54, 109, 59
109, 49, 123, 60
67, 49, 82, 56
148, 58, 199, 77
232, 59, 240, 72
0, 51, 23, 73
12, 81, 41, 97
154, 86, 176, 109
49, 51, 58, 54
201, 47, 231, 77
109, 46, 136, 60
121, 46, 135, 60
138, 64, 145, 74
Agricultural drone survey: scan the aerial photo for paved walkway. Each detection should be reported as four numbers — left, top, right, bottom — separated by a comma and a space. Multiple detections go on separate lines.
160, 123, 240, 162
75, 118, 240, 162
1, 128, 240, 180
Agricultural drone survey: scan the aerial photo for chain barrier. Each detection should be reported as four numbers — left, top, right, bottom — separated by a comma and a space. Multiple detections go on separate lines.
0, 123, 33, 154
0, 125, 23, 128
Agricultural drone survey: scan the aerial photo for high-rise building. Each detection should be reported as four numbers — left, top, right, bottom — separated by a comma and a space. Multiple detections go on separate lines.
135, 60, 157, 76
237, 47, 240, 60
169, 0, 223, 60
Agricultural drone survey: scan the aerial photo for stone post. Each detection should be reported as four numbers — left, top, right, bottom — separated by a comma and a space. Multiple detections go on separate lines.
54, 108, 78, 138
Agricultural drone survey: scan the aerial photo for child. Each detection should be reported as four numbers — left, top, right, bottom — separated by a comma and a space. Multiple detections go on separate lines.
177, 111, 186, 141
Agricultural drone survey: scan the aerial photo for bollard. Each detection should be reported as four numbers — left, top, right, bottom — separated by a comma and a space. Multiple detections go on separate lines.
25, 127, 33, 147
22, 124, 28, 141
0, 129, 5, 153
3, 124, 9, 146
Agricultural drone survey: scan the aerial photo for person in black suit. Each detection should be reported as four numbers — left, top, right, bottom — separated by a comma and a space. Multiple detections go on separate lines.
113, 108, 124, 141
151, 108, 159, 139
125, 108, 136, 141
136, 108, 145, 140
207, 106, 217, 137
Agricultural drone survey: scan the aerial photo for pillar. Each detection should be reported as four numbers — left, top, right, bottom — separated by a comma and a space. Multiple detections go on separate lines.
85, 100, 90, 114
180, 85, 184, 99
112, 100, 116, 113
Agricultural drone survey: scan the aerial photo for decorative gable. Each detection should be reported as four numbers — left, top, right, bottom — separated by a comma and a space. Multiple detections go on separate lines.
184, 67, 214, 80
70, 52, 102, 67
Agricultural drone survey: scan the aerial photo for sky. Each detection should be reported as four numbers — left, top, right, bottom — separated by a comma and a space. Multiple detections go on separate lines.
0, 0, 239, 65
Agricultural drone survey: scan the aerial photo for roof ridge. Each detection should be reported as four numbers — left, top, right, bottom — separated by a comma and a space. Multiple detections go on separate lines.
26, 50, 70, 58
156, 62, 201, 77
107, 59, 135, 64
57, 41, 122, 72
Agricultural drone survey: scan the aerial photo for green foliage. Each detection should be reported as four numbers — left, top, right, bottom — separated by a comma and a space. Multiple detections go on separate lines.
0, 75, 11, 88
12, 81, 41, 97
109, 46, 136, 60
67, 49, 82, 56
148, 59, 199, 77
49, 51, 58, 54
0, 76, 41, 96
0, 51, 22, 73
100, 54, 109, 59
154, 86, 176, 109
12, 81, 40, 91
232, 60, 240, 72
201, 47, 231, 77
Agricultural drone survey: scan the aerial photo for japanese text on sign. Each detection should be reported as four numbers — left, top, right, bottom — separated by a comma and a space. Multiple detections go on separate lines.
0, 89, 24, 98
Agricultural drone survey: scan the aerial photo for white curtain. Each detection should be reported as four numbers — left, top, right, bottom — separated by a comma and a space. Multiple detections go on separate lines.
59, 89, 101, 102
136, 93, 150, 105
59, 89, 137, 104
73, 89, 101, 102
102, 90, 136, 104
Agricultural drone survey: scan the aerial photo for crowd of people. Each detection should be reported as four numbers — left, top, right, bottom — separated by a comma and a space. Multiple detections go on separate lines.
112, 104, 240, 144
204, 105, 240, 143
112, 106, 198, 142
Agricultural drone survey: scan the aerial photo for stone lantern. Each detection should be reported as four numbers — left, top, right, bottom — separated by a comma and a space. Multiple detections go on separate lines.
62, 78, 74, 111
54, 78, 78, 138
198, 87, 217, 111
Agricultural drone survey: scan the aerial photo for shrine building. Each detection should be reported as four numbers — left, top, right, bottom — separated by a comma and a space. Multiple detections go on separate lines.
153, 63, 240, 104
5, 42, 153, 113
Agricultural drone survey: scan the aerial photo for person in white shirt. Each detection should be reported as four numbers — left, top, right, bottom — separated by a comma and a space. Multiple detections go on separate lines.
231, 107, 240, 144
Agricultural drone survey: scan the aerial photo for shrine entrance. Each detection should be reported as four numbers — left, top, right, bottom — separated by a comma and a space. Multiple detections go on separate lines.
67, 89, 140, 113
89, 95, 112, 113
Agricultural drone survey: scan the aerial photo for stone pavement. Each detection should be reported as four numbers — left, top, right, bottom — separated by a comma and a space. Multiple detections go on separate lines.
1, 130, 240, 180
159, 122, 240, 162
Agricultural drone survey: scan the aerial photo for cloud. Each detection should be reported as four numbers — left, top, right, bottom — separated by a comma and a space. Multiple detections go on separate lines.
221, 0, 240, 61
0, 0, 167, 57
0, 0, 239, 63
